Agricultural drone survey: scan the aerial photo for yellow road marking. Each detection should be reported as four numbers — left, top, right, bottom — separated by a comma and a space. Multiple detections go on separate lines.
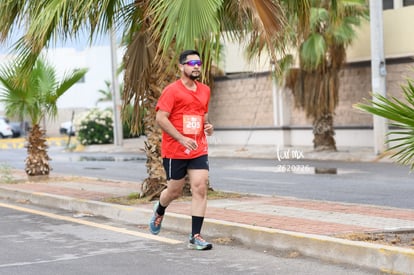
0, 202, 181, 245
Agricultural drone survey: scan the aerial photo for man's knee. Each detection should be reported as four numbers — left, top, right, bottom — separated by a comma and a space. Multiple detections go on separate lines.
191, 178, 208, 194
165, 179, 186, 199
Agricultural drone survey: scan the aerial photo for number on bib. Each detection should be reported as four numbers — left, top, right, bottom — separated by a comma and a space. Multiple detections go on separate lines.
183, 115, 202, 135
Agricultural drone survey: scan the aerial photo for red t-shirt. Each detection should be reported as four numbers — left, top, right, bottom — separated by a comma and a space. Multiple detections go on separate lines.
156, 80, 211, 159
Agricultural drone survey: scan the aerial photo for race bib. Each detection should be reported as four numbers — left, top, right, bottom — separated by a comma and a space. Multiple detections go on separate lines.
183, 115, 202, 135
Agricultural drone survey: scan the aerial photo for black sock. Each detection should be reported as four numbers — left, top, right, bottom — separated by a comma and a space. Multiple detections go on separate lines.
156, 202, 166, 216
192, 216, 204, 237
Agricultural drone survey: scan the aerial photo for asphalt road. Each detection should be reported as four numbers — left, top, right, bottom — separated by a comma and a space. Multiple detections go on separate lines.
1, 147, 413, 209
0, 199, 380, 275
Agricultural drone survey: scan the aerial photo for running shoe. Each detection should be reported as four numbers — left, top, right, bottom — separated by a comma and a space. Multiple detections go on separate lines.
149, 202, 163, 235
188, 234, 213, 250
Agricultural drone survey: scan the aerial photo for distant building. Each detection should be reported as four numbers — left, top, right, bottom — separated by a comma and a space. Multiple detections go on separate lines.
210, 2, 414, 149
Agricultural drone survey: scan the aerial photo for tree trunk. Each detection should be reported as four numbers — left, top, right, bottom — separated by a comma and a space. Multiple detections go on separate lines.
141, 107, 166, 200
312, 113, 337, 152
25, 124, 50, 177
140, 74, 167, 200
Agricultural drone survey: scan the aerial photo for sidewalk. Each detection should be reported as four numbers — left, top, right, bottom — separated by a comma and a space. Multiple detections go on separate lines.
78, 136, 392, 162
0, 137, 413, 273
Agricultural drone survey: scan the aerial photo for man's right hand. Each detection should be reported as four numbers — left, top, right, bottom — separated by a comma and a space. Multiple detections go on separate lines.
179, 136, 198, 151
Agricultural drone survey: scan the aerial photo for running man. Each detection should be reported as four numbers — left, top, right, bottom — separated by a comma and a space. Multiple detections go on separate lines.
149, 49, 214, 250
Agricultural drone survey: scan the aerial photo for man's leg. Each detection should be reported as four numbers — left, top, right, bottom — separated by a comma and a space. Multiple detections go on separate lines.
159, 178, 186, 209
187, 168, 212, 250
150, 158, 187, 235
149, 178, 185, 235
188, 169, 208, 218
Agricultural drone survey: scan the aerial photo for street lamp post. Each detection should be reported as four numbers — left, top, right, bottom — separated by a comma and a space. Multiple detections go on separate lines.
110, 27, 123, 146
369, 0, 387, 154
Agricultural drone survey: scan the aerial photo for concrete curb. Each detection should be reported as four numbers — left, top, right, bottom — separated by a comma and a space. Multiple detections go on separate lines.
202, 220, 414, 274
0, 186, 413, 274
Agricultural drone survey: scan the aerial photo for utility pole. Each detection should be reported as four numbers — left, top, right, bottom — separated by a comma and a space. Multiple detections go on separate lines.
271, 61, 279, 126
369, 0, 387, 154
110, 27, 123, 146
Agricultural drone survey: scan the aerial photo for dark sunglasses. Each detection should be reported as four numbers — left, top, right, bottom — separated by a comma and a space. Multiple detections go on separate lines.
182, 60, 202, 67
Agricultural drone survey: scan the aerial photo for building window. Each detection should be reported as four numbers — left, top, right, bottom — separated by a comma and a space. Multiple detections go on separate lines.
403, 0, 414, 6
383, 0, 394, 9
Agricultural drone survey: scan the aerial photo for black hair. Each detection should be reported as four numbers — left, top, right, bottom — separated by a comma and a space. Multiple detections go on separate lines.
179, 50, 200, 64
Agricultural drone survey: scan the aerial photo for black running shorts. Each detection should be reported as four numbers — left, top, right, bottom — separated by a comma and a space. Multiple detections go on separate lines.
162, 155, 209, 180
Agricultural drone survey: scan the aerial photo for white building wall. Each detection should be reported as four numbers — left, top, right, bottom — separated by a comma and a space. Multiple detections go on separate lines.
46, 47, 101, 109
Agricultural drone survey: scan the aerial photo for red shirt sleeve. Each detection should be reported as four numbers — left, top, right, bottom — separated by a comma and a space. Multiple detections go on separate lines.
156, 85, 175, 113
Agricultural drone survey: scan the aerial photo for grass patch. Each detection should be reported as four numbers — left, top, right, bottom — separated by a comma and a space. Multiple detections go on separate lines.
0, 163, 14, 184
102, 189, 245, 206
207, 189, 244, 199
335, 231, 414, 249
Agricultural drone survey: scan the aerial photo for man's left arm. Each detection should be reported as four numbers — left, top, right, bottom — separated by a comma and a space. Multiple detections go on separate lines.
204, 113, 214, 136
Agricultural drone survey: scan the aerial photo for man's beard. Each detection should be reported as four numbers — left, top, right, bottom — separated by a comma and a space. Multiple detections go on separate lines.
189, 74, 199, 80
185, 71, 200, 80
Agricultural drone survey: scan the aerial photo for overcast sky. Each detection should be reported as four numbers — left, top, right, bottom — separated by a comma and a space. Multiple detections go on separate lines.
0, 31, 111, 55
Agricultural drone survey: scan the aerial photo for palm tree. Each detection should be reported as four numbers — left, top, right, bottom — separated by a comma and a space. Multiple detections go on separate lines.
96, 80, 113, 105
283, 0, 368, 151
0, 57, 88, 177
354, 76, 414, 170
122, 0, 290, 199
0, 0, 311, 197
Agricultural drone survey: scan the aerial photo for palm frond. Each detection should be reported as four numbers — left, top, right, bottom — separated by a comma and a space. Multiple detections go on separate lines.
148, 0, 222, 58
300, 33, 327, 70
238, 0, 288, 64
282, 0, 311, 36
354, 77, 414, 170
56, 68, 89, 99
0, 0, 27, 42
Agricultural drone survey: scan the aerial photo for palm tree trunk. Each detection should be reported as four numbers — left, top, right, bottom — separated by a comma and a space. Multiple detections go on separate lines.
25, 124, 50, 177
312, 113, 337, 151
141, 84, 167, 200
287, 67, 339, 152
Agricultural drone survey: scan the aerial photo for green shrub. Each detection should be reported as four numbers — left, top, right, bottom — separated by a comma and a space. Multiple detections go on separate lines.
75, 106, 145, 145
76, 108, 114, 145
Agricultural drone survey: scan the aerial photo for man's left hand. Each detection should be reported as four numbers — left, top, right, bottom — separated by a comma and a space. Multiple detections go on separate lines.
204, 123, 214, 136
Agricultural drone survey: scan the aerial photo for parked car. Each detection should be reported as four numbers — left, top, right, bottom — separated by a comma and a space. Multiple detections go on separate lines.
60, 121, 76, 136
0, 117, 13, 138
9, 122, 24, 137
